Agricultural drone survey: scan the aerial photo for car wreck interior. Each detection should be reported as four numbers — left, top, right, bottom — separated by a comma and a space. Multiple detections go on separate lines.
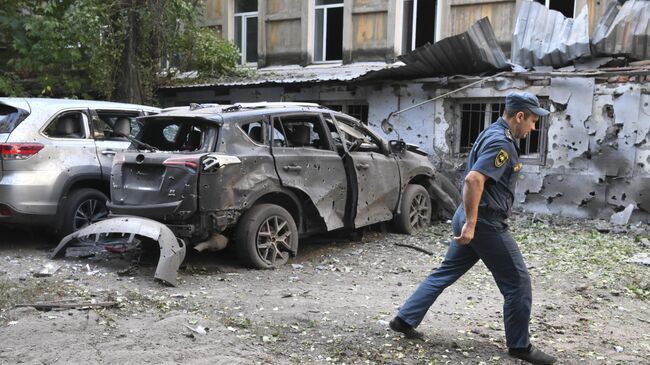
137, 118, 213, 152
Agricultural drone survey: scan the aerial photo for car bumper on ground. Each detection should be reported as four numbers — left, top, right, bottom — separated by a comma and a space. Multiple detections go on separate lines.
50, 216, 187, 286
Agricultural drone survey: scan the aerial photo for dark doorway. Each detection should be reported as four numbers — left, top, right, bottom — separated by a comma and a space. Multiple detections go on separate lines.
415, 0, 436, 48
326, 7, 343, 61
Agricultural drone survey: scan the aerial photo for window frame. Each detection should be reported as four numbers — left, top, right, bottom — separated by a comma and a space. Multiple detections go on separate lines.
534, 0, 576, 18
234, 7, 258, 65
454, 98, 549, 165
90, 109, 141, 140
320, 101, 369, 125
314, 0, 344, 63
401, 0, 439, 54
41, 109, 91, 140
237, 119, 268, 146
270, 112, 336, 152
332, 113, 386, 155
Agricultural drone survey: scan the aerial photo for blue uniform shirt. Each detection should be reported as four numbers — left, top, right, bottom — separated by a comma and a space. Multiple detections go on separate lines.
462, 117, 521, 220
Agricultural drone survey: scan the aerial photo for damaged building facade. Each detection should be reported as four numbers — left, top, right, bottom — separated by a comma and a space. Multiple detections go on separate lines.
160, 0, 650, 223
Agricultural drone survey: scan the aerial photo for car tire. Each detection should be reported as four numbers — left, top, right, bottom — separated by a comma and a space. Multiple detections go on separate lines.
60, 188, 109, 237
394, 184, 432, 234
235, 204, 298, 269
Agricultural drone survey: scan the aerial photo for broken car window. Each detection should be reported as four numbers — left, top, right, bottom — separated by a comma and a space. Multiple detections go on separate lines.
240, 121, 265, 144
93, 111, 140, 139
273, 115, 329, 150
163, 124, 180, 142
134, 118, 215, 152
334, 115, 381, 153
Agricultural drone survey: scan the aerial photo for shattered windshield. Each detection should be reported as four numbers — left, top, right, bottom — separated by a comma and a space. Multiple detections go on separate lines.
136, 117, 216, 152
0, 105, 30, 134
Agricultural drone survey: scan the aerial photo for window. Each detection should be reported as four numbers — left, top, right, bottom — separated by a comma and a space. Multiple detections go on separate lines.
44, 112, 87, 139
93, 111, 140, 139
534, 0, 575, 18
402, 0, 437, 53
322, 102, 369, 124
334, 115, 382, 153
315, 0, 343, 62
240, 121, 265, 144
0, 105, 29, 134
235, 0, 258, 64
163, 124, 180, 143
457, 99, 549, 164
272, 115, 329, 150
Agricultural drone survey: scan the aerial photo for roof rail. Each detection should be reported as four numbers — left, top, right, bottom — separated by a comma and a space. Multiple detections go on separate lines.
232, 102, 321, 109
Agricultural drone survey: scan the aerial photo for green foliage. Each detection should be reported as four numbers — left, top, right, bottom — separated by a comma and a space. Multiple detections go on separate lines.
184, 28, 240, 77
0, 0, 241, 103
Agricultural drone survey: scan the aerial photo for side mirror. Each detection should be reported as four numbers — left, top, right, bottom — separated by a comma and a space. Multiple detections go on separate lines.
389, 140, 406, 154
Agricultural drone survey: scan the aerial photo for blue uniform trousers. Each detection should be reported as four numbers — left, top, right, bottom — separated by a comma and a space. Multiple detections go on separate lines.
397, 207, 532, 349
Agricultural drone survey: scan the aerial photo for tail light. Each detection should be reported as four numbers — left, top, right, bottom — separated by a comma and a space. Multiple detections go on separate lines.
163, 157, 199, 172
0, 143, 44, 160
0, 204, 12, 216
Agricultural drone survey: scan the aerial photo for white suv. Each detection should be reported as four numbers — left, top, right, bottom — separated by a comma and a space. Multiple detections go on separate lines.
0, 98, 159, 236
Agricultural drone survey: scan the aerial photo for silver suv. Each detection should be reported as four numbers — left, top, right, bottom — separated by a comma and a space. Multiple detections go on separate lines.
0, 98, 159, 236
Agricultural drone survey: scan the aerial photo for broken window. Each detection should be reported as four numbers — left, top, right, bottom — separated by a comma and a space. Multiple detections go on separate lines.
272, 115, 329, 150
240, 121, 265, 144
534, 0, 575, 18
315, 0, 343, 62
334, 115, 382, 153
93, 111, 141, 139
402, 0, 437, 53
234, 0, 258, 64
457, 99, 549, 164
322, 102, 369, 125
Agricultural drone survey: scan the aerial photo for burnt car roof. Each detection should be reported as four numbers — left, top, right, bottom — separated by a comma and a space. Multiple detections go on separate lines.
140, 102, 344, 124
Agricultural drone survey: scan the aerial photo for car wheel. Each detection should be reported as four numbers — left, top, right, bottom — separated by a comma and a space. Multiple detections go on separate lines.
61, 188, 109, 237
394, 184, 432, 234
235, 204, 298, 269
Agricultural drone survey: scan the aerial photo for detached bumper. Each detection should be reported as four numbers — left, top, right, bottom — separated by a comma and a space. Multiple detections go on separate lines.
50, 216, 186, 286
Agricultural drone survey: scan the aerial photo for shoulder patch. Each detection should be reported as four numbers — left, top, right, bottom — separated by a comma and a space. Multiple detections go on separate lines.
495, 148, 509, 167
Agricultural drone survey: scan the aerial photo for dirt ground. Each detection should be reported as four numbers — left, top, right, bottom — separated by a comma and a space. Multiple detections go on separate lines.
1, 212, 649, 365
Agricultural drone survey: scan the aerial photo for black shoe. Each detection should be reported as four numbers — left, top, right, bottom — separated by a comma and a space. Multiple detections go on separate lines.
389, 316, 423, 339
508, 345, 557, 364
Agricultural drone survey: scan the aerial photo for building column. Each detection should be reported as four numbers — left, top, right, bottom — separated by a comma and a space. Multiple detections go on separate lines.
301, 0, 315, 66
388, 0, 402, 61
342, 0, 353, 64
258, 0, 267, 67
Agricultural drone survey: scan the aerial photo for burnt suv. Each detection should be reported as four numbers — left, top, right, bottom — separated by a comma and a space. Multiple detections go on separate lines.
61, 102, 459, 272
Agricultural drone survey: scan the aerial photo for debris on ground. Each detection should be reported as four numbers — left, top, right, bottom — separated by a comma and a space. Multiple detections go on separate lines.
33, 262, 61, 277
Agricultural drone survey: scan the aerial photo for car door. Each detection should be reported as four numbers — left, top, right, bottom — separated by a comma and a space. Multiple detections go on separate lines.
90, 109, 141, 180
333, 114, 400, 228
270, 113, 348, 232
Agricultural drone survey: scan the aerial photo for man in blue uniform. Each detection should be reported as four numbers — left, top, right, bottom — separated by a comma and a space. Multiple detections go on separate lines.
389, 92, 557, 364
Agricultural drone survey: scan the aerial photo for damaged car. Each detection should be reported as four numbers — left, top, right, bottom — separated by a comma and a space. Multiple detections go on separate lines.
52, 102, 460, 282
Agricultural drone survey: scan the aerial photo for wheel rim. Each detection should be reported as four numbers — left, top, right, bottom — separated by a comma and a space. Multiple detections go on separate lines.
73, 198, 108, 231
409, 192, 431, 230
256, 215, 292, 266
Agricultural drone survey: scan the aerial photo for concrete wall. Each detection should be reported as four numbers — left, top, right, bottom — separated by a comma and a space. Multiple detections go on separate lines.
372, 75, 650, 223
